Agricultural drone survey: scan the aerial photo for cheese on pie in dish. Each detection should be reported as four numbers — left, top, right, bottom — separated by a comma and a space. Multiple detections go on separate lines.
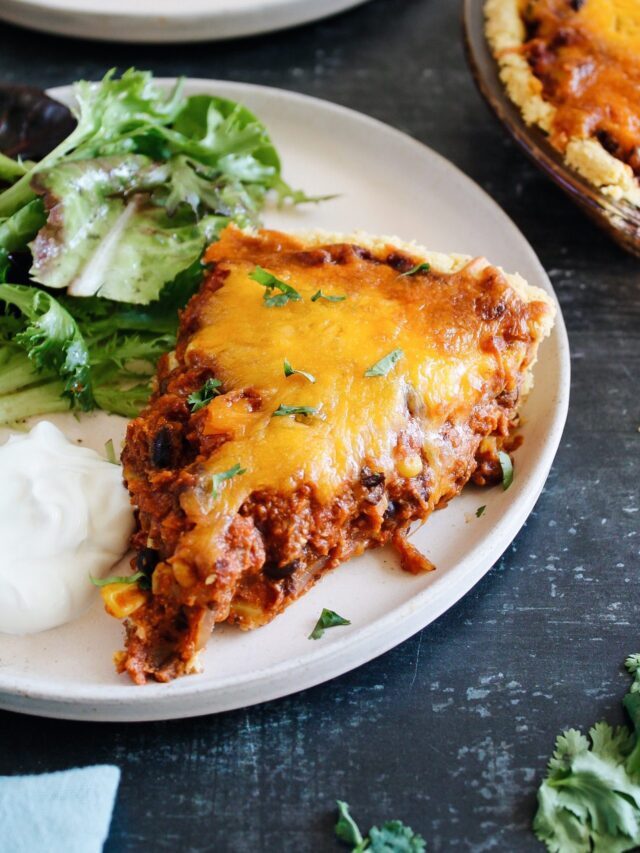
106, 225, 555, 683
485, 0, 640, 206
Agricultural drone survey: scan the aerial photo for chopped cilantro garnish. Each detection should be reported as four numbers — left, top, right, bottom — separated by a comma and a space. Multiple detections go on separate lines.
364, 348, 404, 377
188, 377, 222, 412
210, 463, 246, 499
498, 450, 513, 490
335, 801, 426, 852
534, 654, 640, 853
400, 262, 431, 277
104, 438, 118, 465
90, 571, 146, 588
273, 404, 319, 418
283, 358, 316, 383
476, 505, 486, 518
311, 289, 346, 303
309, 608, 350, 640
250, 265, 302, 307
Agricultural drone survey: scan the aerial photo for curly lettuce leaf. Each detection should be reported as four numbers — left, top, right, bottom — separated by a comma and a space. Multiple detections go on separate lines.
0, 283, 92, 408
62, 258, 204, 338
155, 154, 267, 225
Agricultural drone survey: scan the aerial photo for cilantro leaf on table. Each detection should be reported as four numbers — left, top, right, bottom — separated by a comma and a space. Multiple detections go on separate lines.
368, 821, 427, 852
335, 801, 426, 852
336, 801, 365, 848
534, 655, 640, 852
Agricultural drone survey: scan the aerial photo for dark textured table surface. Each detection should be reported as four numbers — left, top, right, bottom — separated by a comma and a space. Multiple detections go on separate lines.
0, 1, 639, 850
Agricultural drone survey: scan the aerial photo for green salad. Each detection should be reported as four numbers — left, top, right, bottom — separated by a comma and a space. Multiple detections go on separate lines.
0, 68, 313, 422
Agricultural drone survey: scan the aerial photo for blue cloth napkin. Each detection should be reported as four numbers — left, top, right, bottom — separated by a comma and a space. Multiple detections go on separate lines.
0, 765, 120, 853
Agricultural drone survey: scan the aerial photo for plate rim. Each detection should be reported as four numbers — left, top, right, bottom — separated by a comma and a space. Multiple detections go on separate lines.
0, 0, 371, 43
0, 78, 571, 721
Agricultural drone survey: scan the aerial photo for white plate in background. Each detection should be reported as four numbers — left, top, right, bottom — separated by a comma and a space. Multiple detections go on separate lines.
0, 0, 371, 43
0, 80, 570, 721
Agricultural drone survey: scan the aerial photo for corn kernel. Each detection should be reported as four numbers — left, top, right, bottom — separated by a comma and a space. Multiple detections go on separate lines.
149, 562, 171, 594
397, 453, 423, 479
172, 560, 197, 588
100, 583, 147, 619
229, 601, 264, 624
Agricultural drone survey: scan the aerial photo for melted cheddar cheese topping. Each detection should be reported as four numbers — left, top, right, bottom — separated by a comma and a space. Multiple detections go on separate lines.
579, 0, 640, 58
520, 0, 640, 168
169, 228, 551, 573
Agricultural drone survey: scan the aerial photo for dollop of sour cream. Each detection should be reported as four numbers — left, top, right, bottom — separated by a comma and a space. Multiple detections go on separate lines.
0, 421, 134, 635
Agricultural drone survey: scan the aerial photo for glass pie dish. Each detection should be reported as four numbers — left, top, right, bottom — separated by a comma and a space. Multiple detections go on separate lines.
463, 0, 640, 258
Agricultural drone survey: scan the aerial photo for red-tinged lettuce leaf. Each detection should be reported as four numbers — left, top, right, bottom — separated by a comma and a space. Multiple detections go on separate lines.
0, 69, 185, 218
29, 155, 223, 303
0, 84, 76, 161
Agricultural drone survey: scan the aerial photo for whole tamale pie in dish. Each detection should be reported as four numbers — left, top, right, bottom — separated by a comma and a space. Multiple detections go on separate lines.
464, 0, 640, 255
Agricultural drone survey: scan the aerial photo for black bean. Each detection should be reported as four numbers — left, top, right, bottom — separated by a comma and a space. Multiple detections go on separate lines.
351, 245, 376, 262
385, 252, 414, 273
383, 501, 397, 520
360, 466, 385, 489
263, 559, 300, 580
596, 129, 620, 157
136, 548, 160, 577
151, 426, 173, 468
570, 0, 586, 10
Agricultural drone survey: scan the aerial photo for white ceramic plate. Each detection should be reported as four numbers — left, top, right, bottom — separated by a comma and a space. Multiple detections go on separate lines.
0, 0, 370, 42
0, 80, 570, 721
